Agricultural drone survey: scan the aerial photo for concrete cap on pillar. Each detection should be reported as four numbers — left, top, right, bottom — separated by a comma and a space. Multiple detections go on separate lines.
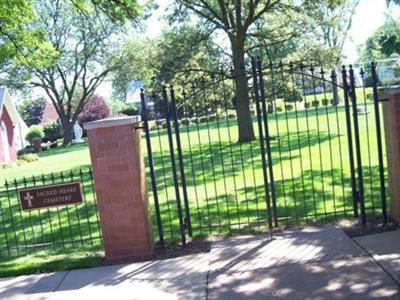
83, 116, 141, 130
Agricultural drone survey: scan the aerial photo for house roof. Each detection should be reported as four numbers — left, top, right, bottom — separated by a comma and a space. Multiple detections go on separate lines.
41, 100, 59, 124
0, 87, 27, 128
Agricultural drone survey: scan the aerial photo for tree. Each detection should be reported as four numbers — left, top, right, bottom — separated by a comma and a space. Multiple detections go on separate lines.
0, 0, 142, 69
171, 0, 353, 142
3, 0, 139, 144
78, 95, 110, 124
380, 0, 400, 56
18, 97, 46, 126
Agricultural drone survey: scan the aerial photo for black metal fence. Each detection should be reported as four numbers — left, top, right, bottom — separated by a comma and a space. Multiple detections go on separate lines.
0, 168, 102, 256
141, 59, 388, 247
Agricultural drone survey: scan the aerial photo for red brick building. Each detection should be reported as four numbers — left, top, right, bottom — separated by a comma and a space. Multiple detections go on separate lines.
0, 87, 28, 164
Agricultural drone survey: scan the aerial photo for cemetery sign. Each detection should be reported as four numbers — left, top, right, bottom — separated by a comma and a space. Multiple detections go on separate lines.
18, 182, 83, 210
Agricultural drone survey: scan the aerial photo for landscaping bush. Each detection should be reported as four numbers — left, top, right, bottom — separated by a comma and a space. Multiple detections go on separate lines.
78, 95, 110, 124
304, 102, 311, 109
180, 118, 191, 126
199, 116, 208, 123
284, 88, 303, 103
276, 106, 283, 112
43, 122, 63, 143
208, 115, 217, 122
25, 125, 44, 144
18, 154, 39, 163
227, 113, 236, 119
366, 93, 373, 101
322, 99, 330, 106
17, 146, 34, 156
118, 104, 138, 116
311, 100, 320, 108
49, 141, 58, 149
285, 104, 294, 111
41, 143, 49, 151
149, 124, 158, 131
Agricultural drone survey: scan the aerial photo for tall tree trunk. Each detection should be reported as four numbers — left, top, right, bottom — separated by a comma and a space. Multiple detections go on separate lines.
61, 117, 74, 145
231, 37, 255, 143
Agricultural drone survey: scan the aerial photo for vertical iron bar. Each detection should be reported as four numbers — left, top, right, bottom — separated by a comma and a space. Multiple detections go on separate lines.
342, 66, 359, 218
251, 58, 273, 231
5, 180, 19, 254
51, 173, 65, 248
162, 86, 186, 245
331, 70, 348, 217
140, 89, 165, 247
349, 66, 366, 225
257, 58, 278, 226
79, 169, 94, 246
371, 62, 387, 223
1, 182, 11, 255
169, 86, 193, 237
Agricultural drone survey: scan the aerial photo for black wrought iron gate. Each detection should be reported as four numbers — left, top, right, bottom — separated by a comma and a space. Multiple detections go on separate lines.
141, 59, 388, 247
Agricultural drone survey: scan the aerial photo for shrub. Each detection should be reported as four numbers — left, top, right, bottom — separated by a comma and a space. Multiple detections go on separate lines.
41, 143, 49, 151
190, 117, 198, 124
78, 95, 110, 124
25, 125, 44, 144
227, 113, 236, 119
366, 93, 373, 101
208, 115, 217, 122
285, 104, 294, 111
161, 121, 168, 129
18, 154, 39, 163
49, 141, 58, 149
276, 106, 283, 112
118, 104, 138, 116
199, 116, 208, 123
322, 99, 330, 106
43, 122, 62, 142
311, 100, 320, 108
149, 124, 158, 131
17, 146, 34, 156
180, 118, 191, 126
284, 89, 303, 103
304, 102, 311, 109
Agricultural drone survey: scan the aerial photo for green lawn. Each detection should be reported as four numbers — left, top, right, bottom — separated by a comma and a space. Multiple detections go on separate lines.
147, 99, 387, 242
0, 92, 388, 274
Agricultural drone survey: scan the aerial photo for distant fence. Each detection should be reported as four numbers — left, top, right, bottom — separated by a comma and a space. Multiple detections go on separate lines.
0, 168, 102, 257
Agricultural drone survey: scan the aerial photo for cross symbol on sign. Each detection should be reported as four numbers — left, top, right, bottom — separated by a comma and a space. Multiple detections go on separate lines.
24, 192, 34, 208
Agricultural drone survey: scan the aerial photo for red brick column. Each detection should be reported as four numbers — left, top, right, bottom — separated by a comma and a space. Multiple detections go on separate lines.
381, 87, 400, 223
84, 116, 153, 262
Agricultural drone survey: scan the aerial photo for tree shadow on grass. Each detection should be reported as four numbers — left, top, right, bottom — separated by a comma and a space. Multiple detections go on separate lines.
151, 165, 387, 243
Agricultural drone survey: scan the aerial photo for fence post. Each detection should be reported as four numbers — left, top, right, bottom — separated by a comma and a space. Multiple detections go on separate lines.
84, 116, 154, 262
380, 86, 400, 223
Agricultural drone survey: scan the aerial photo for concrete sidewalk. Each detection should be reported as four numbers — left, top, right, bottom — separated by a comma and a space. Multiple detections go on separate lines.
1, 227, 399, 300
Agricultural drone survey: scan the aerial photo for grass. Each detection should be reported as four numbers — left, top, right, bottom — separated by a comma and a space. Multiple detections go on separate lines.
0, 246, 103, 278
0, 87, 388, 275
147, 98, 388, 242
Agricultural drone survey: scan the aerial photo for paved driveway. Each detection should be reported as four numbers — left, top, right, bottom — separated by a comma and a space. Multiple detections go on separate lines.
1, 227, 399, 300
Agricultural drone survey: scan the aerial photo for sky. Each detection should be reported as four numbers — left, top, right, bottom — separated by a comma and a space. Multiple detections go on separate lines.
144, 0, 391, 60
99, 0, 393, 98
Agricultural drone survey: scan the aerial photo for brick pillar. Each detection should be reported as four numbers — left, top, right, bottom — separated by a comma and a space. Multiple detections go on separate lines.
381, 86, 400, 223
83, 116, 153, 262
